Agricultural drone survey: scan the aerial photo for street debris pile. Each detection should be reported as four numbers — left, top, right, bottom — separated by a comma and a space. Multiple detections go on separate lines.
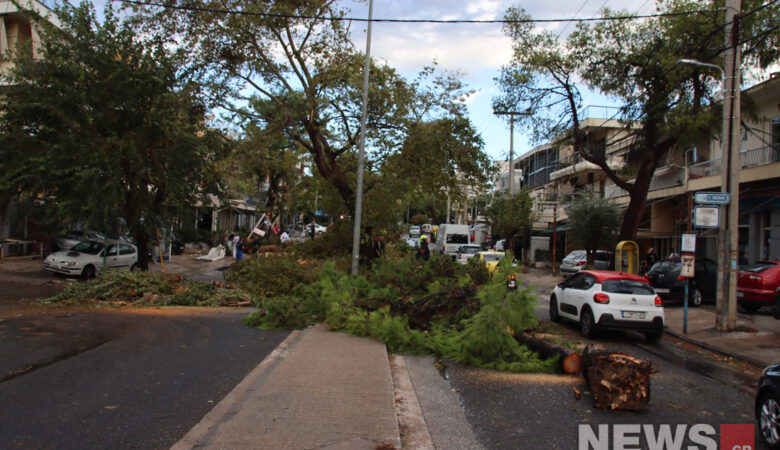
238, 253, 560, 373
43, 270, 254, 307
582, 344, 654, 410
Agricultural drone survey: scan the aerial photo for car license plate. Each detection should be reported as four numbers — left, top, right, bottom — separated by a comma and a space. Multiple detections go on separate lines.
737, 291, 744, 298
655, 288, 670, 294
621, 311, 646, 320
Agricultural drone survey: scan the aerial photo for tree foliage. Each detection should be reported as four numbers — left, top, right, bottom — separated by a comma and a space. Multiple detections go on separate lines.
483, 190, 535, 241
565, 190, 621, 265
129, 0, 492, 219
495, 0, 779, 240
0, 2, 215, 269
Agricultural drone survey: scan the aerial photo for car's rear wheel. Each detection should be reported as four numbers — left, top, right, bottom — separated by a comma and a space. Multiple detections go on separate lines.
130, 263, 138, 272
757, 392, 780, 450
549, 295, 561, 323
691, 287, 703, 307
81, 264, 96, 279
579, 307, 596, 338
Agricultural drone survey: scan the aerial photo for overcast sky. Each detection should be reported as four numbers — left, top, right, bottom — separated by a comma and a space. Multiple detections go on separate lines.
345, 0, 652, 161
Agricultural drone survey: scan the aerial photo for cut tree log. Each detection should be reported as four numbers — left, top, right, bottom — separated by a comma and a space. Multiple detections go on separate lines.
581, 344, 653, 411
515, 332, 582, 375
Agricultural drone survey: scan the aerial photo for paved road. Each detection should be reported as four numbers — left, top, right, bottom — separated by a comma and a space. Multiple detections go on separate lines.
0, 308, 290, 449
437, 281, 763, 449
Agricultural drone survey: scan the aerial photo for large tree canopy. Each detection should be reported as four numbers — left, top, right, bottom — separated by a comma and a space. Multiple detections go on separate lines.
0, 2, 215, 269
495, 0, 779, 240
129, 0, 492, 217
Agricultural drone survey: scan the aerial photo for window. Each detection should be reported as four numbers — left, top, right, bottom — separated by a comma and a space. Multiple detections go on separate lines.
602, 279, 655, 295
105, 245, 118, 256
446, 234, 468, 244
119, 244, 135, 255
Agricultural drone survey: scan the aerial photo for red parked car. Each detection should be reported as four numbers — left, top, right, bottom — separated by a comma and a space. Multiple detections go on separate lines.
737, 261, 780, 314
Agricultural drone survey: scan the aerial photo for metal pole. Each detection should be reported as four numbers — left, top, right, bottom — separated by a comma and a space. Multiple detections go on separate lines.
351, 0, 373, 276
509, 115, 515, 195
552, 201, 557, 275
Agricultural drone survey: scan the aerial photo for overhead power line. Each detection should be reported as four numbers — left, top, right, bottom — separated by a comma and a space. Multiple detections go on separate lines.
115, 0, 720, 24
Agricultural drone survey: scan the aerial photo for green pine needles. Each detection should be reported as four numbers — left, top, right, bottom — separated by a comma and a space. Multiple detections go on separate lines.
242, 255, 559, 373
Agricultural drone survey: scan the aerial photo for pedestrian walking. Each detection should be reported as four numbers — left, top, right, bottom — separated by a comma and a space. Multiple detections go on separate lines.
235, 237, 244, 261
373, 234, 385, 258
417, 236, 430, 261
646, 247, 657, 271
232, 233, 240, 259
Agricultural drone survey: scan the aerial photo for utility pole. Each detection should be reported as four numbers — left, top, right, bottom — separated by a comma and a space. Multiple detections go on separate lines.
552, 201, 558, 275
494, 111, 531, 195
717, 0, 741, 331
350, 0, 373, 276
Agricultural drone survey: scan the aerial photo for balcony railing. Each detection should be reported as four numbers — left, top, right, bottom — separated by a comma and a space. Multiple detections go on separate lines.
604, 166, 685, 199
688, 144, 780, 178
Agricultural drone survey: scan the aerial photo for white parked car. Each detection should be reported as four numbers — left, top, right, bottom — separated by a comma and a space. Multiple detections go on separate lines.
559, 250, 612, 273
44, 239, 138, 278
305, 223, 327, 235
456, 244, 482, 264
409, 225, 421, 237
494, 239, 506, 252
549, 270, 664, 341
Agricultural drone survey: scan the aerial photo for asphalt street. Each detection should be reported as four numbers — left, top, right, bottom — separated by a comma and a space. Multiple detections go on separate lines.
437, 279, 763, 449
0, 308, 290, 449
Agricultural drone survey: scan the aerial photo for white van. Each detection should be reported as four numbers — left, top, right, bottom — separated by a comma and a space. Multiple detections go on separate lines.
435, 224, 470, 260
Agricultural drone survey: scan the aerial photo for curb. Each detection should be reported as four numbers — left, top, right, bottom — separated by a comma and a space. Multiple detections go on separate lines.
171, 328, 304, 449
663, 328, 767, 370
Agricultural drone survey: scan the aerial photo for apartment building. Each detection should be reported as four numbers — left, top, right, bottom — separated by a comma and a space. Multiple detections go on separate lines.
0, 0, 57, 240
515, 75, 780, 265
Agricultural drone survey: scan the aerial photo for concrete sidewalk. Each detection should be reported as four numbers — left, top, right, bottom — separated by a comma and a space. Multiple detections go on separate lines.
663, 304, 780, 368
173, 324, 403, 449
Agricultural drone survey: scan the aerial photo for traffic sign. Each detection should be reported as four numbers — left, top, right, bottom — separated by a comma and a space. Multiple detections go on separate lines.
694, 206, 720, 228
694, 191, 730, 205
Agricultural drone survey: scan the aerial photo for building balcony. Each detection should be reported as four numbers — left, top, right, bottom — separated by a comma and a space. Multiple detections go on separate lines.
604, 165, 686, 200
688, 144, 780, 179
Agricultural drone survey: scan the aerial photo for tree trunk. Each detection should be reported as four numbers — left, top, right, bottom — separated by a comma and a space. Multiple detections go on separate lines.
515, 332, 582, 375
581, 344, 653, 411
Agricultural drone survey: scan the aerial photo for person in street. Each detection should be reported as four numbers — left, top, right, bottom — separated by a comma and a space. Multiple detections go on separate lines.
232, 233, 240, 259
280, 229, 290, 246
417, 236, 430, 261
235, 236, 244, 261
373, 234, 384, 258
646, 247, 657, 271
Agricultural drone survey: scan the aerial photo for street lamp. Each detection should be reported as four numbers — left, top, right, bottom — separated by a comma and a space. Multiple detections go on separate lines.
677, 56, 740, 331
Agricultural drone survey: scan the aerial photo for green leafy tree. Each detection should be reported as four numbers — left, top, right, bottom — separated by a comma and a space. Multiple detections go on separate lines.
216, 120, 306, 222
483, 190, 535, 242
495, 0, 779, 241
565, 190, 621, 266
0, 2, 214, 269
130, 1, 491, 218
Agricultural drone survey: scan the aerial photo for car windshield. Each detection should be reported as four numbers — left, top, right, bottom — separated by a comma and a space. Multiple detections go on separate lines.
649, 261, 681, 272
565, 250, 586, 260
741, 261, 778, 273
482, 254, 502, 262
460, 246, 481, 254
601, 279, 655, 295
71, 240, 104, 255
446, 234, 468, 244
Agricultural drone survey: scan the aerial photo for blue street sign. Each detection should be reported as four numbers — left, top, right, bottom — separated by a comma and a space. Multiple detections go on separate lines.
693, 191, 730, 205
